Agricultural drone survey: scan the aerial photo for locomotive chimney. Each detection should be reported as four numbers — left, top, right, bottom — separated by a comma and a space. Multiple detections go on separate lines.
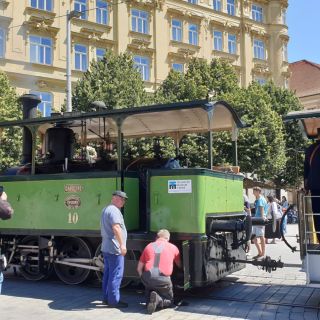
19, 94, 41, 164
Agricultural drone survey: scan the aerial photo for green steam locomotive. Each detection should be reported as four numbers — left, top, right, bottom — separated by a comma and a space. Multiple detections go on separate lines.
0, 94, 278, 289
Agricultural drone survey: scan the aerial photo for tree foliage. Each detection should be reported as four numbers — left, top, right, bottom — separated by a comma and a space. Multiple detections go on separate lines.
0, 72, 22, 171
72, 51, 149, 111
263, 82, 306, 188
156, 59, 288, 181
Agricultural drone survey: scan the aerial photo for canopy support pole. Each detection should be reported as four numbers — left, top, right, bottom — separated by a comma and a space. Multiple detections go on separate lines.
208, 131, 213, 169
232, 126, 238, 166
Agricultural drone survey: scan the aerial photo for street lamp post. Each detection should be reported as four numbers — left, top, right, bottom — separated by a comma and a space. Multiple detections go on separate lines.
66, 10, 81, 113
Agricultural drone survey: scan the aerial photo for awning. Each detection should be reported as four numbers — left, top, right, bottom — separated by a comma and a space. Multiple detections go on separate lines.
0, 99, 246, 140
283, 109, 320, 139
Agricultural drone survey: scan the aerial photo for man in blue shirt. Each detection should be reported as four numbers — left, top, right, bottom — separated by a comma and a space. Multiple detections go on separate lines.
252, 187, 268, 259
100, 190, 128, 308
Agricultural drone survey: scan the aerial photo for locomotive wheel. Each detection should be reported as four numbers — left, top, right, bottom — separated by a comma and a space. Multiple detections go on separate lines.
19, 236, 51, 281
94, 243, 136, 288
54, 237, 92, 285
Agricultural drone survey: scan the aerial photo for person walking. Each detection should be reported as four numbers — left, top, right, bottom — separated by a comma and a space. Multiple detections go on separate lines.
265, 195, 282, 244
252, 187, 268, 259
137, 229, 181, 315
100, 190, 128, 308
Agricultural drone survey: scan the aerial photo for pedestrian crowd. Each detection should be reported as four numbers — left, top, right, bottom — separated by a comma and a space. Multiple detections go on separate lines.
245, 187, 289, 260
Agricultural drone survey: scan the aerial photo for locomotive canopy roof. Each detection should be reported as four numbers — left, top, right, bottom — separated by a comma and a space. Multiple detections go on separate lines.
283, 108, 320, 139
0, 99, 246, 140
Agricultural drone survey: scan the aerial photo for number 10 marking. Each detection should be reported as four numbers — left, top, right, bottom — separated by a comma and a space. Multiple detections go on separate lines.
68, 212, 79, 224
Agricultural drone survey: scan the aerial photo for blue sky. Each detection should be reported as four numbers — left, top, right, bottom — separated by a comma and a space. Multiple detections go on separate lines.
287, 0, 320, 63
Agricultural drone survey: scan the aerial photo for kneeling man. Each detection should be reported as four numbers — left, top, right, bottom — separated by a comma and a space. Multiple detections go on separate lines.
137, 229, 181, 314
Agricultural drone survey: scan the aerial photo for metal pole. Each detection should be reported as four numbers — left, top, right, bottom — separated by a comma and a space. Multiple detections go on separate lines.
66, 10, 72, 112
208, 131, 213, 169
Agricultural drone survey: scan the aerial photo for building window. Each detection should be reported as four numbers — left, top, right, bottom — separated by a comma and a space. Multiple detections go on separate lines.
0, 28, 4, 58
172, 19, 182, 42
227, 0, 235, 16
255, 77, 266, 85
172, 63, 184, 72
283, 43, 288, 62
282, 9, 287, 24
213, 0, 221, 11
188, 24, 198, 46
30, 0, 53, 11
74, 0, 87, 20
252, 4, 263, 22
96, 48, 106, 61
96, 0, 108, 25
253, 39, 265, 60
74, 44, 88, 71
284, 78, 288, 89
213, 30, 223, 51
228, 34, 236, 54
188, 0, 198, 4
30, 91, 52, 117
134, 56, 150, 81
30, 35, 52, 65
131, 9, 149, 34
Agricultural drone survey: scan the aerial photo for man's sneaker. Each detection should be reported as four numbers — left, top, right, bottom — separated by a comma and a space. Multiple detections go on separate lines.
147, 291, 157, 314
108, 301, 128, 309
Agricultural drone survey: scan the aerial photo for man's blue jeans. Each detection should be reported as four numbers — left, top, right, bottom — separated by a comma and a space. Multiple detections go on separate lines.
102, 253, 124, 305
0, 271, 3, 294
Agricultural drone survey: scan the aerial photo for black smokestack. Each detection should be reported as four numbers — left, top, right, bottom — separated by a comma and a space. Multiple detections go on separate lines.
19, 94, 41, 164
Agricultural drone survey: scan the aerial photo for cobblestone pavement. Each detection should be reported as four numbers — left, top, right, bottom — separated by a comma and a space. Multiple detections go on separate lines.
1, 224, 320, 320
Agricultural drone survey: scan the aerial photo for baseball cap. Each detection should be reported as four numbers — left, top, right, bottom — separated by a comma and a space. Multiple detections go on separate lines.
112, 190, 128, 199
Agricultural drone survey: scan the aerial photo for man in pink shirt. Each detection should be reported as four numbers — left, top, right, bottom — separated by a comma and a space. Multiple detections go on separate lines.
137, 229, 181, 314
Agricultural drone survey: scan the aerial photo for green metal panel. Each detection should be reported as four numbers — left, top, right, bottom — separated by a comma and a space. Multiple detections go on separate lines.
0, 173, 139, 232
149, 169, 243, 234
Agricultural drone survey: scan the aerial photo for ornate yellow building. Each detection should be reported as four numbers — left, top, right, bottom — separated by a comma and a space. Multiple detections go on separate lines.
0, 0, 289, 114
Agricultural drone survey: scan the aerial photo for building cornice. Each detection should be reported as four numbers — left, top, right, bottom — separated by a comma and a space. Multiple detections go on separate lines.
24, 6, 56, 25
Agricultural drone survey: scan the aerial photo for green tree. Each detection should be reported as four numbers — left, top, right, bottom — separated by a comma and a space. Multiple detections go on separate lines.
72, 51, 149, 111
156, 58, 286, 179
0, 72, 22, 171
222, 82, 286, 180
263, 82, 307, 188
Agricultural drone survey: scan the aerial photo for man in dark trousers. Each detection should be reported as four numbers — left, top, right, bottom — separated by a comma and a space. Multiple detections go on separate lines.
304, 128, 320, 241
137, 229, 181, 314
100, 190, 128, 308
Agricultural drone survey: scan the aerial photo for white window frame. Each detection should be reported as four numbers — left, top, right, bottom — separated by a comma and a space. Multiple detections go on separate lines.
282, 9, 287, 25
213, 30, 223, 51
96, 0, 108, 25
213, 0, 221, 11
30, 91, 52, 117
0, 28, 4, 58
252, 4, 263, 22
30, 35, 52, 65
74, 0, 87, 20
30, 0, 53, 11
134, 56, 150, 81
253, 39, 265, 60
172, 19, 182, 42
188, 24, 198, 46
74, 44, 88, 71
172, 63, 184, 72
131, 9, 149, 34
227, 0, 235, 16
228, 34, 236, 54
96, 48, 106, 61
282, 43, 288, 62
